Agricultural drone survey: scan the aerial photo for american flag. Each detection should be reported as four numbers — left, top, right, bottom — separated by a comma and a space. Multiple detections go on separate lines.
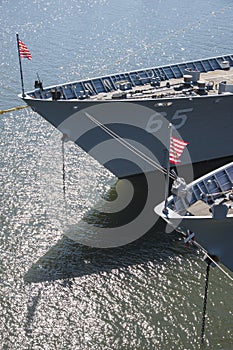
18, 39, 32, 60
169, 136, 188, 164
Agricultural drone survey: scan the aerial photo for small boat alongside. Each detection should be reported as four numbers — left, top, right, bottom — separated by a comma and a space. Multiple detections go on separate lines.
154, 162, 233, 272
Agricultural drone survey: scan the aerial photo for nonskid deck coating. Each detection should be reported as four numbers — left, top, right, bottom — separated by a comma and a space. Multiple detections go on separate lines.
93, 68, 233, 101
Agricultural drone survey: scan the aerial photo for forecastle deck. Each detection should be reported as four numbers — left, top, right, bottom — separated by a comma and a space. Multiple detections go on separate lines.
27, 54, 233, 101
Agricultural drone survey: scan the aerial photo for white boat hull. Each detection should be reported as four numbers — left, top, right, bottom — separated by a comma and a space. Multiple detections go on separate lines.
155, 162, 233, 272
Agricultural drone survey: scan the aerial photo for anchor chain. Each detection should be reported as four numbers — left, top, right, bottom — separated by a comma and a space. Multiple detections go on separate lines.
200, 257, 211, 344
61, 133, 69, 200
61, 135, 66, 199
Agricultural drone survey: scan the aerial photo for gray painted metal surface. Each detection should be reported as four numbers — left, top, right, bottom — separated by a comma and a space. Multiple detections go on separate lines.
22, 55, 233, 178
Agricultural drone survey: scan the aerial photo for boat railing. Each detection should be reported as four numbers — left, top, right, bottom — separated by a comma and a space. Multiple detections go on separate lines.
27, 54, 233, 100
169, 164, 233, 214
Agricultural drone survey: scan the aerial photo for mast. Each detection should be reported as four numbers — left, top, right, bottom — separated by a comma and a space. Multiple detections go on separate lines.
16, 33, 25, 97
163, 123, 173, 214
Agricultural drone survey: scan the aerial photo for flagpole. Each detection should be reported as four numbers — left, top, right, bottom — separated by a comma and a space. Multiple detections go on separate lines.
16, 33, 25, 97
163, 123, 173, 214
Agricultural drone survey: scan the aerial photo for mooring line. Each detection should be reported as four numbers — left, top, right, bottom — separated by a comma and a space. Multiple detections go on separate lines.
177, 227, 233, 282
84, 112, 177, 180
0, 105, 29, 115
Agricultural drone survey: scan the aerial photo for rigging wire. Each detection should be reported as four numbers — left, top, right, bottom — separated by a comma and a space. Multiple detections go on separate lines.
176, 226, 233, 283
84, 112, 176, 180
194, 240, 233, 283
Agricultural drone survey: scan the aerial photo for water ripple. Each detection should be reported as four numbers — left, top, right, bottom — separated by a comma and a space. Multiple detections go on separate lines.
1, 0, 233, 348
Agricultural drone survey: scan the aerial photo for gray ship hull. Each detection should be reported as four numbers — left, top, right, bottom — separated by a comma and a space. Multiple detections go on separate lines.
18, 55, 233, 247
24, 93, 233, 179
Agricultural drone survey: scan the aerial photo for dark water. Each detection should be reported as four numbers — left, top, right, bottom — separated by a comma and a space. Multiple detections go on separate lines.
1, 1, 233, 349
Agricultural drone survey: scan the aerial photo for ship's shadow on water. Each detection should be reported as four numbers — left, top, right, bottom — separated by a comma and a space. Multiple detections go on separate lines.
24, 220, 193, 284
24, 157, 233, 284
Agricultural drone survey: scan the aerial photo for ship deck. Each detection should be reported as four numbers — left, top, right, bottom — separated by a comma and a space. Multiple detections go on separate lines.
187, 198, 233, 216
92, 68, 233, 101
168, 163, 233, 217
27, 54, 233, 101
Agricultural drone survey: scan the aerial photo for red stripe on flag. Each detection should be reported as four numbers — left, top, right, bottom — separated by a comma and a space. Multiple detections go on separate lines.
18, 39, 32, 60
169, 136, 188, 164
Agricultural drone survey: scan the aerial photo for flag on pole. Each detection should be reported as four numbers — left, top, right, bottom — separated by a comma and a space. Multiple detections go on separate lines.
169, 136, 188, 164
16, 33, 32, 97
18, 39, 32, 60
